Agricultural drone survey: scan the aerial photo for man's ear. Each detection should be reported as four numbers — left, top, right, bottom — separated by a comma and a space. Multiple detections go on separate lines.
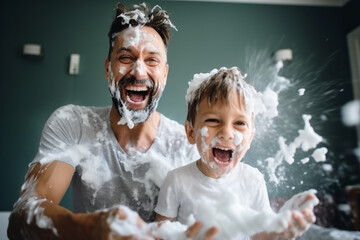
104, 58, 109, 81
163, 63, 169, 86
185, 120, 196, 145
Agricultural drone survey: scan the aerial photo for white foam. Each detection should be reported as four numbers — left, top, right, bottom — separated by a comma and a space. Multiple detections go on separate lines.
266, 114, 324, 183
312, 147, 328, 162
12, 176, 59, 236
298, 88, 306, 96
191, 188, 292, 239
107, 205, 151, 238
341, 100, 360, 126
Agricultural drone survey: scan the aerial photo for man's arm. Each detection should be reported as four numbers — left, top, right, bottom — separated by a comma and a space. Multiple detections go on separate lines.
7, 161, 116, 240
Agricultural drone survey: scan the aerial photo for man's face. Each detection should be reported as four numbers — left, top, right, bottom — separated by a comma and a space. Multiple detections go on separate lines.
105, 26, 169, 128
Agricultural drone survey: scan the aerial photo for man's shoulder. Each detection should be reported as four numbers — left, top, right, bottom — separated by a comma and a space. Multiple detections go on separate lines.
51, 104, 110, 119
55, 104, 110, 113
160, 114, 184, 129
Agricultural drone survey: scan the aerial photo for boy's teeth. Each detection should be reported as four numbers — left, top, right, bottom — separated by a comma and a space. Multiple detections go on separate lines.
213, 148, 233, 162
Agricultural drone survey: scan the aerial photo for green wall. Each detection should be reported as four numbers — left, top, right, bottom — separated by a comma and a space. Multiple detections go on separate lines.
1, 0, 359, 219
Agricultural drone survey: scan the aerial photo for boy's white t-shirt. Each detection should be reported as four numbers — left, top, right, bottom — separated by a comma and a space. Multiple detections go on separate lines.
155, 161, 272, 238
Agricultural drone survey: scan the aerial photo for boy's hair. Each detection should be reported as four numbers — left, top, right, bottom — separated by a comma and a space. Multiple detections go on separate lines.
186, 67, 258, 126
107, 2, 175, 60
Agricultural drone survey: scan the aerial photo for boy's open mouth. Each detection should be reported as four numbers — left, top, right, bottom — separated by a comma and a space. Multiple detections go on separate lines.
125, 85, 151, 103
212, 147, 234, 164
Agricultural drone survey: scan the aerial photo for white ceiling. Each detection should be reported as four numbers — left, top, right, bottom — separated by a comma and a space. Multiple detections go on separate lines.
174, 0, 350, 7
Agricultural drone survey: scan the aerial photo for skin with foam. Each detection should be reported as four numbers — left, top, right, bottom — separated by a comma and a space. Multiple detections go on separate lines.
186, 90, 255, 179
105, 26, 168, 129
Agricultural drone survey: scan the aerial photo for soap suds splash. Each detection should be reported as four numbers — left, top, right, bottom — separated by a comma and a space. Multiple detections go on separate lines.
266, 114, 326, 184
341, 99, 360, 165
191, 189, 291, 239
341, 100, 360, 127
152, 189, 319, 240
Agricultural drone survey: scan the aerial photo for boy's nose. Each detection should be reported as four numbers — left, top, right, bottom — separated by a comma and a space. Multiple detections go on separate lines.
218, 124, 234, 140
131, 60, 148, 80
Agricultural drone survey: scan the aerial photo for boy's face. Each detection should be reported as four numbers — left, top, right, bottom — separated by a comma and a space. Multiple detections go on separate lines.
185, 92, 255, 178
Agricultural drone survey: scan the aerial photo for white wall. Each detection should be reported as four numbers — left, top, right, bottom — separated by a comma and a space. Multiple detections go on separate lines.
0, 212, 10, 240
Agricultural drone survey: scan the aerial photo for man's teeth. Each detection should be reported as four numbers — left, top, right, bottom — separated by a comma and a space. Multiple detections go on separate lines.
126, 86, 148, 91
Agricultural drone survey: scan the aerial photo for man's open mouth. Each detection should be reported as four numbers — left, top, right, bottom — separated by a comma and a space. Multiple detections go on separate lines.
125, 85, 151, 103
212, 147, 234, 164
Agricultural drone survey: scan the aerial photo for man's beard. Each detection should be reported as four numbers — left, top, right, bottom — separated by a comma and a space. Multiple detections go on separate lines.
109, 76, 163, 129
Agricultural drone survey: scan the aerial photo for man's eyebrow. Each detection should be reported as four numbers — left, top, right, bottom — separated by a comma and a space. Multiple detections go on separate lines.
116, 47, 132, 54
147, 51, 161, 56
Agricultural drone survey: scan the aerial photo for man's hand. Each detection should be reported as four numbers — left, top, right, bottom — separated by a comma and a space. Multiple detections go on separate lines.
88, 205, 155, 240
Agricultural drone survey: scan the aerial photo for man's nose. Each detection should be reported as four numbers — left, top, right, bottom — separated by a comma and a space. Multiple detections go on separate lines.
131, 60, 148, 80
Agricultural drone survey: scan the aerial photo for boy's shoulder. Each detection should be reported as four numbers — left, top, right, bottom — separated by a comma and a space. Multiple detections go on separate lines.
237, 162, 264, 179
171, 160, 196, 174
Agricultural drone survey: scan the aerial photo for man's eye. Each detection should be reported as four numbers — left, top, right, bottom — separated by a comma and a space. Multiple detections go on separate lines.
145, 58, 159, 66
119, 56, 134, 64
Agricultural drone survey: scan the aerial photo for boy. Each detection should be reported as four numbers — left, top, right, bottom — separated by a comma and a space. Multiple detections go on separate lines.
154, 67, 318, 239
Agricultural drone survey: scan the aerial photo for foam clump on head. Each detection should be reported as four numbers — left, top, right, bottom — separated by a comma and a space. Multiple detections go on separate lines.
109, 3, 177, 49
186, 67, 261, 125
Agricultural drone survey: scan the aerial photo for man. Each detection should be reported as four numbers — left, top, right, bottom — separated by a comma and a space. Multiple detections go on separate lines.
7, 3, 218, 239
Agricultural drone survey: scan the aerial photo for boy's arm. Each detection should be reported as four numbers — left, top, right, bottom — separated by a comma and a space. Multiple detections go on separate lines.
8, 161, 146, 240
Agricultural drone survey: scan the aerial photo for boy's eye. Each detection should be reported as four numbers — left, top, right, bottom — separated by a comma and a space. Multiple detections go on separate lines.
205, 118, 219, 123
235, 121, 249, 128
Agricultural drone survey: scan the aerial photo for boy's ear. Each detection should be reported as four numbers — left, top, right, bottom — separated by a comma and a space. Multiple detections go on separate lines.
185, 120, 196, 145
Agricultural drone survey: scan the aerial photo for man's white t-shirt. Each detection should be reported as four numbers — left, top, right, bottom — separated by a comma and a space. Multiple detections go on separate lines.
31, 104, 199, 222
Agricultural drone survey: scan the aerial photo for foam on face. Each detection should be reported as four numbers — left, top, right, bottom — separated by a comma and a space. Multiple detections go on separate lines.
107, 62, 164, 129
199, 126, 209, 156
108, 26, 169, 129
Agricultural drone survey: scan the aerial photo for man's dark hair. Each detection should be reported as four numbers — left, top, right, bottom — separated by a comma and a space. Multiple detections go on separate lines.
107, 2, 174, 60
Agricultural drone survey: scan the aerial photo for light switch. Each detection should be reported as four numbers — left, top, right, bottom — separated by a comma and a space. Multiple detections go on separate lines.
69, 54, 80, 75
